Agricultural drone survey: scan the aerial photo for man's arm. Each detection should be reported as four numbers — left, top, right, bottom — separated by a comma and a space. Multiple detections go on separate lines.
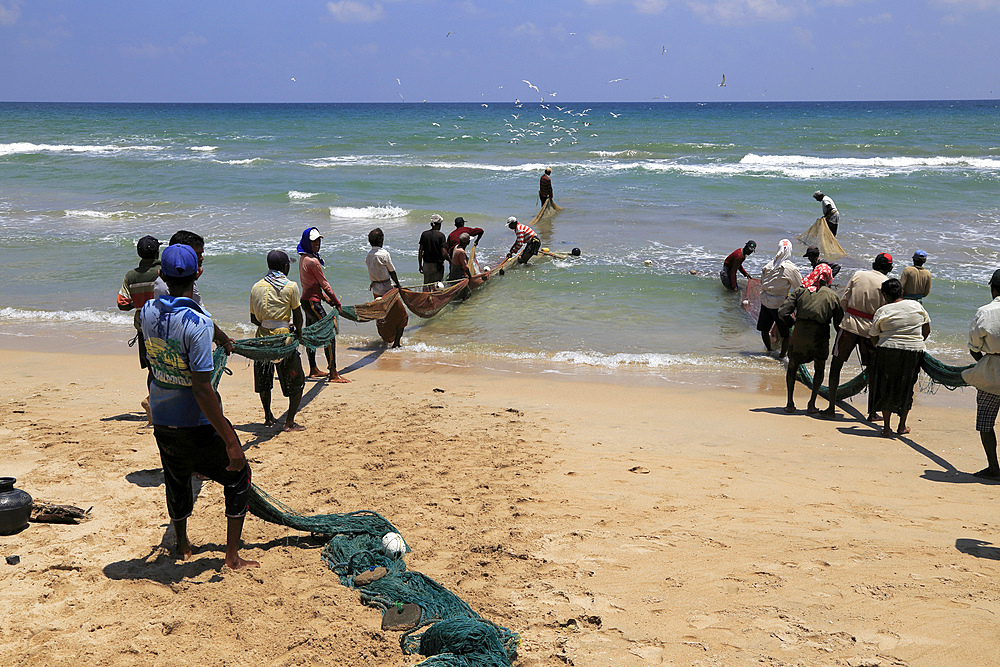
388, 270, 402, 290
117, 278, 133, 311
738, 259, 752, 279
291, 306, 303, 341
213, 323, 234, 355
190, 371, 245, 471
417, 242, 424, 273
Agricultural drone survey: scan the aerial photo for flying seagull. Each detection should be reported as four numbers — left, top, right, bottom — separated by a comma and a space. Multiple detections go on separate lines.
522, 79, 539, 93
607, 78, 627, 84
718, 74, 726, 87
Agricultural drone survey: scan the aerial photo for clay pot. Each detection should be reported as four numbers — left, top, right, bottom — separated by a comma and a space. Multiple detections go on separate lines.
0, 477, 32, 535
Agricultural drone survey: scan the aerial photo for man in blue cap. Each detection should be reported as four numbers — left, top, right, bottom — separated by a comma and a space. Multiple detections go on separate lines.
900, 250, 932, 301
140, 244, 258, 570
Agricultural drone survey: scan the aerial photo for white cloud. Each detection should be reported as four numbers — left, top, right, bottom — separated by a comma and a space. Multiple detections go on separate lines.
793, 25, 814, 48
933, 0, 1000, 9
634, 0, 669, 13
0, 0, 22, 26
587, 30, 624, 50
327, 1, 385, 23
513, 22, 542, 37
687, 0, 799, 23
120, 32, 207, 59
859, 12, 891, 23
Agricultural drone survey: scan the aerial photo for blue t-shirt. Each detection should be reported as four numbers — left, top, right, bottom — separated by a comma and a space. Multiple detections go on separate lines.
139, 295, 215, 428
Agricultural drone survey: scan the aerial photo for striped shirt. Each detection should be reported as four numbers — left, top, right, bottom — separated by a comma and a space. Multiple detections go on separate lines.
511, 223, 538, 252
118, 258, 161, 330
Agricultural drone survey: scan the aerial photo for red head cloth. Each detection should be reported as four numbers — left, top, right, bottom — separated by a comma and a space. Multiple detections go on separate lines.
802, 263, 832, 293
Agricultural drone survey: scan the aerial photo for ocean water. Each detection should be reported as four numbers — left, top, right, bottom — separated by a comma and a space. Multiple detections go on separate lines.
1, 101, 998, 375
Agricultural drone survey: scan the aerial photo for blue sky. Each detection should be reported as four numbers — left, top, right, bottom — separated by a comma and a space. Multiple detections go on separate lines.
1, 0, 997, 103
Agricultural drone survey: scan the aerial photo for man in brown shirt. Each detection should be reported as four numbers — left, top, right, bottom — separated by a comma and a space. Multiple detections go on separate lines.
900, 250, 932, 301
824, 253, 892, 419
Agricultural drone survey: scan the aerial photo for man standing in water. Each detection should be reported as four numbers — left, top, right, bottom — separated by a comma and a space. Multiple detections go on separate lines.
823, 252, 892, 419
901, 250, 932, 301
418, 214, 448, 289
506, 217, 541, 264
813, 190, 840, 236
539, 167, 554, 206
447, 216, 485, 263
720, 240, 756, 291
140, 244, 257, 570
758, 239, 802, 358
803, 245, 842, 279
366, 228, 407, 348
251, 250, 306, 431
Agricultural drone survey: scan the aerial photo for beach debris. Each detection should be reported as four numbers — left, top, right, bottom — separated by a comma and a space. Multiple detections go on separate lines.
629, 466, 650, 474
6, 555, 20, 565
30, 501, 92, 524
433, 388, 445, 393
381, 531, 407, 559
381, 602, 422, 631
644, 259, 653, 266
353, 566, 387, 586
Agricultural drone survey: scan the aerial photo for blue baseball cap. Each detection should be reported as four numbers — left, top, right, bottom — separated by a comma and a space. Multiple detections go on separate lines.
913, 249, 927, 258
160, 244, 199, 278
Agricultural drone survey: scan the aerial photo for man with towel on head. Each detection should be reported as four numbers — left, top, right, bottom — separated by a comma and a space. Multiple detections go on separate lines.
813, 191, 840, 236
779, 263, 843, 414
901, 250, 932, 301
758, 239, 802, 358
297, 227, 348, 383
823, 252, 892, 419
720, 240, 756, 291
251, 249, 306, 431
418, 214, 449, 290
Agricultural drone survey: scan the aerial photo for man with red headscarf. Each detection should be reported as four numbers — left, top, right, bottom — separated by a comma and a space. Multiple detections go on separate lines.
778, 264, 843, 415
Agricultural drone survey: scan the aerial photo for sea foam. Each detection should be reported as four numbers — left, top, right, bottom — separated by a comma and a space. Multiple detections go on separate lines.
0, 307, 133, 326
329, 204, 410, 220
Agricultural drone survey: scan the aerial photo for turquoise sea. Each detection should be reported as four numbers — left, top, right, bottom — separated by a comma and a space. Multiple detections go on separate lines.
1, 101, 998, 377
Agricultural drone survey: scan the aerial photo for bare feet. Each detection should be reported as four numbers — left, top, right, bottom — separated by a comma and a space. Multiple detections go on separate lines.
329, 373, 351, 384
881, 427, 893, 438
263, 416, 277, 427
176, 541, 195, 561
820, 408, 837, 420
867, 413, 882, 422
282, 421, 305, 432
806, 405, 819, 414
308, 370, 329, 379
784, 404, 796, 414
897, 426, 911, 435
225, 556, 260, 570
973, 467, 1000, 480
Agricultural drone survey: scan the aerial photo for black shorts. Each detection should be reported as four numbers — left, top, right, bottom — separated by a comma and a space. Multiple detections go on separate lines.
518, 237, 541, 264
253, 353, 305, 397
138, 331, 149, 369
153, 424, 251, 520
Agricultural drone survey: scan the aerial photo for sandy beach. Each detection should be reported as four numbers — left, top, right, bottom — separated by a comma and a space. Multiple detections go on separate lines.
2, 343, 999, 666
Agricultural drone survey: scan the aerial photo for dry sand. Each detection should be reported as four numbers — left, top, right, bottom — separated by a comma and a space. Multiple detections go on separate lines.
1, 344, 999, 666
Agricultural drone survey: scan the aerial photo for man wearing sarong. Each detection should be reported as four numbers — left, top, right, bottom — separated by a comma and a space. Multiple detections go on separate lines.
962, 270, 1000, 479
366, 227, 407, 348
720, 240, 756, 291
539, 167, 553, 206
117, 235, 161, 421
418, 214, 448, 289
251, 250, 306, 431
140, 244, 257, 570
758, 239, 802, 358
297, 227, 348, 383
779, 264, 843, 415
900, 250, 932, 301
823, 252, 892, 419
813, 190, 840, 236
506, 217, 541, 264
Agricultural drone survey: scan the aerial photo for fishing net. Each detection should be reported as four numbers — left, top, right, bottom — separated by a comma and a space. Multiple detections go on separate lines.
339, 288, 401, 323
796, 217, 847, 261
399, 279, 470, 318
246, 485, 519, 666
795, 353, 974, 400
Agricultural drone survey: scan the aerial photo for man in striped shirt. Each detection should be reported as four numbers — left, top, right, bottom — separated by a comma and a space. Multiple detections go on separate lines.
506, 217, 541, 264
118, 235, 161, 420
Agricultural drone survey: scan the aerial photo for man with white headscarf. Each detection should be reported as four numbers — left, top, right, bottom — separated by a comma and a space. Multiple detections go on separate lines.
758, 239, 802, 358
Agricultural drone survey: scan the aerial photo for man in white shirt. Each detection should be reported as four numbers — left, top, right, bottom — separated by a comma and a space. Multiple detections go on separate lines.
813, 190, 840, 236
758, 239, 802, 358
963, 270, 1000, 478
366, 227, 407, 348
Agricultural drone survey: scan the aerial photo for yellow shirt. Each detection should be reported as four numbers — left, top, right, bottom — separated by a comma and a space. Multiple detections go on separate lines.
250, 276, 301, 336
